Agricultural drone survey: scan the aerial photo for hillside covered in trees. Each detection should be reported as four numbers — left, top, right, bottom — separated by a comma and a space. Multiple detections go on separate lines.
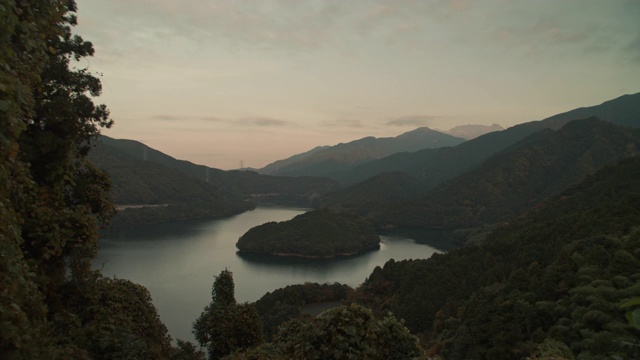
258, 127, 466, 179
89, 140, 254, 226
324, 92, 640, 188
318, 117, 640, 234
351, 156, 640, 359
89, 136, 340, 225
236, 210, 380, 258
3, 2, 639, 360
228, 156, 640, 360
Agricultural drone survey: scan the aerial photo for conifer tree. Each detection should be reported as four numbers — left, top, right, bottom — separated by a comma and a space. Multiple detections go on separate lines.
2, 1, 173, 357
194, 270, 263, 359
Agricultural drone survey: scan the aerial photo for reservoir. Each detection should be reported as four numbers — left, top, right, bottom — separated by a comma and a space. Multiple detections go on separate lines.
95, 206, 458, 342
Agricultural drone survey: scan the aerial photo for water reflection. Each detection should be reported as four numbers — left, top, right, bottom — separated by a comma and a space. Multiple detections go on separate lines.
380, 228, 460, 252
95, 207, 460, 343
102, 218, 215, 241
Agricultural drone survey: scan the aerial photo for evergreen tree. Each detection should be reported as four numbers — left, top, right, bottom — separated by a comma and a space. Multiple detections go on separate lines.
1, 1, 172, 357
15, 0, 114, 304
1, 1, 86, 357
226, 303, 426, 359
194, 270, 263, 359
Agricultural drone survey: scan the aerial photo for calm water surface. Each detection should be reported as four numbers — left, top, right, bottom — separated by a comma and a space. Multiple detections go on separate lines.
95, 206, 457, 342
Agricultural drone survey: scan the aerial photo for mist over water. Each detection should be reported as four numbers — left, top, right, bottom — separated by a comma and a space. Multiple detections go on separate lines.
95, 206, 457, 342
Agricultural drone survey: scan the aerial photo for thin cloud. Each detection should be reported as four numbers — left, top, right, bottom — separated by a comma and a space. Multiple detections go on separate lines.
151, 114, 288, 126
488, 2, 639, 64
79, 0, 640, 66
79, 0, 464, 58
238, 117, 289, 127
386, 116, 437, 127
626, 33, 640, 63
152, 115, 224, 122
493, 21, 591, 55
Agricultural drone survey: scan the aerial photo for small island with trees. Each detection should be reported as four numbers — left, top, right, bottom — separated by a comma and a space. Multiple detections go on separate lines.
236, 210, 380, 259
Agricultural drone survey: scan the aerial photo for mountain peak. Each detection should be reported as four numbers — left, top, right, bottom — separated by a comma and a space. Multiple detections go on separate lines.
403, 126, 434, 133
444, 124, 504, 140
259, 127, 465, 177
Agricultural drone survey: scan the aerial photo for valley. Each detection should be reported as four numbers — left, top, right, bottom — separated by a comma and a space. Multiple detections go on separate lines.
88, 92, 640, 359
95, 206, 452, 343
4, 3, 639, 358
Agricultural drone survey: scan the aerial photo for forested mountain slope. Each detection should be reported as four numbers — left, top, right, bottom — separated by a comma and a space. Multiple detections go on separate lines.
330, 92, 640, 187
443, 123, 504, 139
259, 127, 466, 178
95, 135, 339, 204
89, 141, 254, 225
314, 171, 426, 213
540, 92, 640, 128
369, 118, 640, 229
353, 156, 640, 359
317, 118, 640, 229
253, 145, 329, 175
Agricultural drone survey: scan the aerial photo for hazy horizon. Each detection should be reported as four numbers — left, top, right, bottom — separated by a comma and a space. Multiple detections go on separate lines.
75, 0, 640, 169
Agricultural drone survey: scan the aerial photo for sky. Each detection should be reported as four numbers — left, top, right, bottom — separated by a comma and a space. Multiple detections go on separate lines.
74, 0, 640, 170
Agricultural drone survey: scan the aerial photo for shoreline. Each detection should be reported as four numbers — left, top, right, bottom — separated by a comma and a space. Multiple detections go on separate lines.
236, 243, 381, 260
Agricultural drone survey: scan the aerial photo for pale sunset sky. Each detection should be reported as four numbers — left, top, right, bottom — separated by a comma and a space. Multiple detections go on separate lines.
74, 0, 640, 169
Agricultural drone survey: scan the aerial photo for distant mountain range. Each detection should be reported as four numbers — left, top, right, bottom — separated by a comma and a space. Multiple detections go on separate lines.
268, 93, 639, 188
316, 93, 640, 232
369, 118, 640, 229
258, 127, 466, 178
443, 123, 504, 139
91, 91, 640, 358
89, 137, 339, 225
90, 92, 639, 227
322, 92, 640, 188
89, 139, 253, 225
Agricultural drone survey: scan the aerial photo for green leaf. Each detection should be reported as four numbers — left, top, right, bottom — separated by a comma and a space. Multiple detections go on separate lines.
620, 297, 640, 309
626, 309, 640, 330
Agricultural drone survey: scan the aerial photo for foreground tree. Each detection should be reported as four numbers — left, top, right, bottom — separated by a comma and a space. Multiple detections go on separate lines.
226, 303, 426, 359
194, 270, 264, 359
1, 1, 87, 357
15, 0, 114, 304
2, 1, 173, 358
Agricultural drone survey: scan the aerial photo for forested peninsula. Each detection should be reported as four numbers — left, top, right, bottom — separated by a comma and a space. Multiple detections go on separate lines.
236, 210, 380, 258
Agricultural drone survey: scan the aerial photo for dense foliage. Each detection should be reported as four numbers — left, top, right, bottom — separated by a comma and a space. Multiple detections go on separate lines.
315, 171, 426, 215
236, 210, 380, 258
226, 304, 426, 360
59, 274, 172, 359
254, 282, 353, 340
89, 140, 254, 226
194, 270, 264, 360
1, 1, 174, 357
352, 156, 640, 359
